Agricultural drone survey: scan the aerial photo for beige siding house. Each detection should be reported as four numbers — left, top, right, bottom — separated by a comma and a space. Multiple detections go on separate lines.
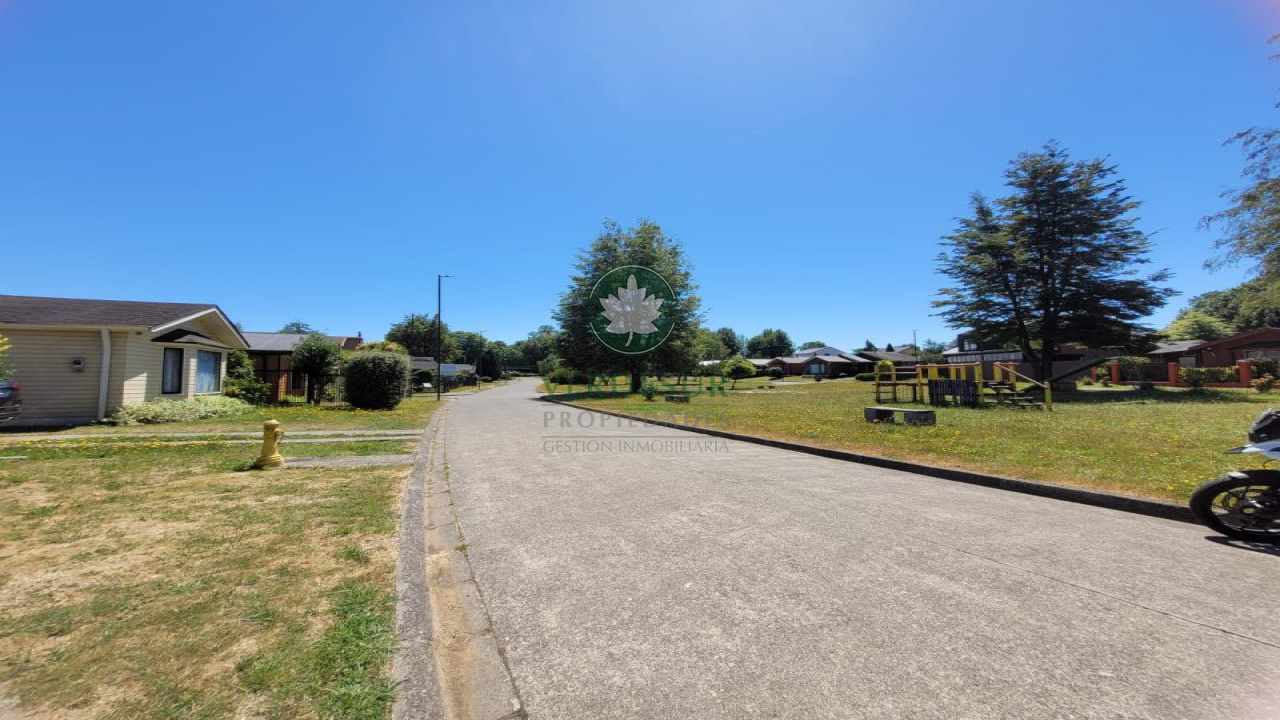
0, 295, 247, 426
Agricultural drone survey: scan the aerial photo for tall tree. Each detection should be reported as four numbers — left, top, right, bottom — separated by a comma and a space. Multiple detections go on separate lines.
935, 143, 1174, 380
1189, 278, 1280, 331
714, 327, 744, 357
386, 313, 459, 361
691, 328, 730, 361
1203, 42, 1280, 311
451, 331, 489, 365
513, 325, 558, 370
917, 339, 949, 364
798, 340, 827, 350
862, 339, 877, 351
1163, 309, 1234, 342
745, 328, 794, 358
279, 321, 317, 334
553, 220, 702, 392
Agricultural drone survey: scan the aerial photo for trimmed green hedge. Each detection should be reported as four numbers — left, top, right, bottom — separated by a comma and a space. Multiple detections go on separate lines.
344, 351, 410, 410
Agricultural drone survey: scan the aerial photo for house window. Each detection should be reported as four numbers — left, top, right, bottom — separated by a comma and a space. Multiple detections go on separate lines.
809, 362, 824, 375
162, 348, 183, 394
196, 351, 222, 392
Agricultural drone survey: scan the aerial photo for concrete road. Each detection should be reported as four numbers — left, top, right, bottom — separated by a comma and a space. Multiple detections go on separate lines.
438, 378, 1280, 720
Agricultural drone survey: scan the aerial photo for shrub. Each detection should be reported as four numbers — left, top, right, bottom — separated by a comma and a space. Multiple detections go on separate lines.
292, 334, 345, 404
1249, 357, 1280, 379
813, 376, 823, 382
766, 366, 785, 379
480, 376, 494, 383
640, 382, 657, 401
1253, 374, 1277, 393
854, 372, 875, 382
357, 340, 408, 353
344, 351, 411, 410
223, 375, 273, 405
1180, 366, 1238, 387
721, 356, 758, 389
545, 367, 591, 385
108, 396, 251, 425
0, 333, 13, 380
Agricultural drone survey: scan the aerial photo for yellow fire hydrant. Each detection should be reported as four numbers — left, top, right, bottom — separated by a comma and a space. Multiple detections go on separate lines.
252, 419, 286, 469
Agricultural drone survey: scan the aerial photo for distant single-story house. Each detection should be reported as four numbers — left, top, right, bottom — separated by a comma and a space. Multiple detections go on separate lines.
943, 334, 1111, 379
0, 294, 247, 425
1149, 328, 1280, 368
766, 354, 860, 378
750, 346, 911, 377
440, 363, 476, 377
244, 332, 363, 401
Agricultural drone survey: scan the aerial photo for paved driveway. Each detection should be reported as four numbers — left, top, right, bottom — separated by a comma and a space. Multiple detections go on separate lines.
439, 378, 1280, 719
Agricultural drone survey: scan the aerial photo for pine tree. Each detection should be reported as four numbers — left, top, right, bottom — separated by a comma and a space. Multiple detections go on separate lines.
935, 143, 1174, 380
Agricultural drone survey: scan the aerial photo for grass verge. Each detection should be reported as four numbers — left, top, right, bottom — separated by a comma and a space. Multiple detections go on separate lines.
0, 421, 429, 717
562, 379, 1278, 502
0, 394, 443, 436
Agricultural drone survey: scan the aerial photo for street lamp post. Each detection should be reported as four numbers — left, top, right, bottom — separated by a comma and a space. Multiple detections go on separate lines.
437, 274, 452, 402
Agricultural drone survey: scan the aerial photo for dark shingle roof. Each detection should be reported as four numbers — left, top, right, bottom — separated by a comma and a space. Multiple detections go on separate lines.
0, 294, 217, 328
244, 332, 362, 352
861, 350, 919, 363
151, 330, 232, 349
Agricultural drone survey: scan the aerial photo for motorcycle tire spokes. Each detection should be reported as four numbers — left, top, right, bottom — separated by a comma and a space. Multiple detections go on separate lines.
1209, 484, 1280, 537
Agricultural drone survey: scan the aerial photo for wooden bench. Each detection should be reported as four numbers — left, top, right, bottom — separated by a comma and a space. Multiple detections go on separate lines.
665, 392, 692, 403
863, 406, 936, 426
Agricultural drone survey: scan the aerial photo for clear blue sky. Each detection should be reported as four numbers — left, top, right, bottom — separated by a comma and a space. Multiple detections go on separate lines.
2, 1, 1277, 349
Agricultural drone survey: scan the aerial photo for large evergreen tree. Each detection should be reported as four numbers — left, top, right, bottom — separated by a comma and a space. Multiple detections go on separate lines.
935, 143, 1174, 380
1203, 46, 1280, 312
745, 329, 794, 358
553, 220, 702, 392
386, 313, 459, 361
714, 327, 744, 357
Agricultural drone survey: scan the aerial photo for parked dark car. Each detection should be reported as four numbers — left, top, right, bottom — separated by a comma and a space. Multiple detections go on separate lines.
0, 381, 21, 423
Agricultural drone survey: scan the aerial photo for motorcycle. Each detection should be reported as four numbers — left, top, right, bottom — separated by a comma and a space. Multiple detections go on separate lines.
1189, 408, 1280, 543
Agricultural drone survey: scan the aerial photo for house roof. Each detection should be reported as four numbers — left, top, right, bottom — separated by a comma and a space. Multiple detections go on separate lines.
0, 294, 220, 328
1195, 327, 1280, 351
861, 350, 918, 363
244, 332, 362, 352
151, 330, 232, 349
1148, 339, 1205, 356
747, 358, 773, 366
795, 346, 849, 356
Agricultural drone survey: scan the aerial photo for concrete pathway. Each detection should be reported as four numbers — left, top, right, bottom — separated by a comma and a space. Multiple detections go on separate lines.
426, 378, 1280, 720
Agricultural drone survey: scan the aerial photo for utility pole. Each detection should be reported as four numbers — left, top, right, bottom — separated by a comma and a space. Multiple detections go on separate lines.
437, 274, 452, 402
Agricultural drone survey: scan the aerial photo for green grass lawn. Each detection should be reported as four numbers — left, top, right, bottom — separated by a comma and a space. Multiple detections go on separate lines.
563, 378, 1277, 502
0, 406, 436, 718
0, 393, 444, 437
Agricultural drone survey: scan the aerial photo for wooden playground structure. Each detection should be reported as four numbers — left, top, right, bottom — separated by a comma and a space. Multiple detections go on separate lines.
874, 362, 1052, 410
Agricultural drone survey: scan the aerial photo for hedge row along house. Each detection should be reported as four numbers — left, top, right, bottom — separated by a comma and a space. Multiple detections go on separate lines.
0, 294, 247, 426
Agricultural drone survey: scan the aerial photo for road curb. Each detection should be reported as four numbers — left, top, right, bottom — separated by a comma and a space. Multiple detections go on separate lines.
544, 397, 1194, 524
392, 407, 447, 720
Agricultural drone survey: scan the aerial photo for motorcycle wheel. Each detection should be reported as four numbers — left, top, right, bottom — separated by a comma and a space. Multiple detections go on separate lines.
1188, 470, 1280, 543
